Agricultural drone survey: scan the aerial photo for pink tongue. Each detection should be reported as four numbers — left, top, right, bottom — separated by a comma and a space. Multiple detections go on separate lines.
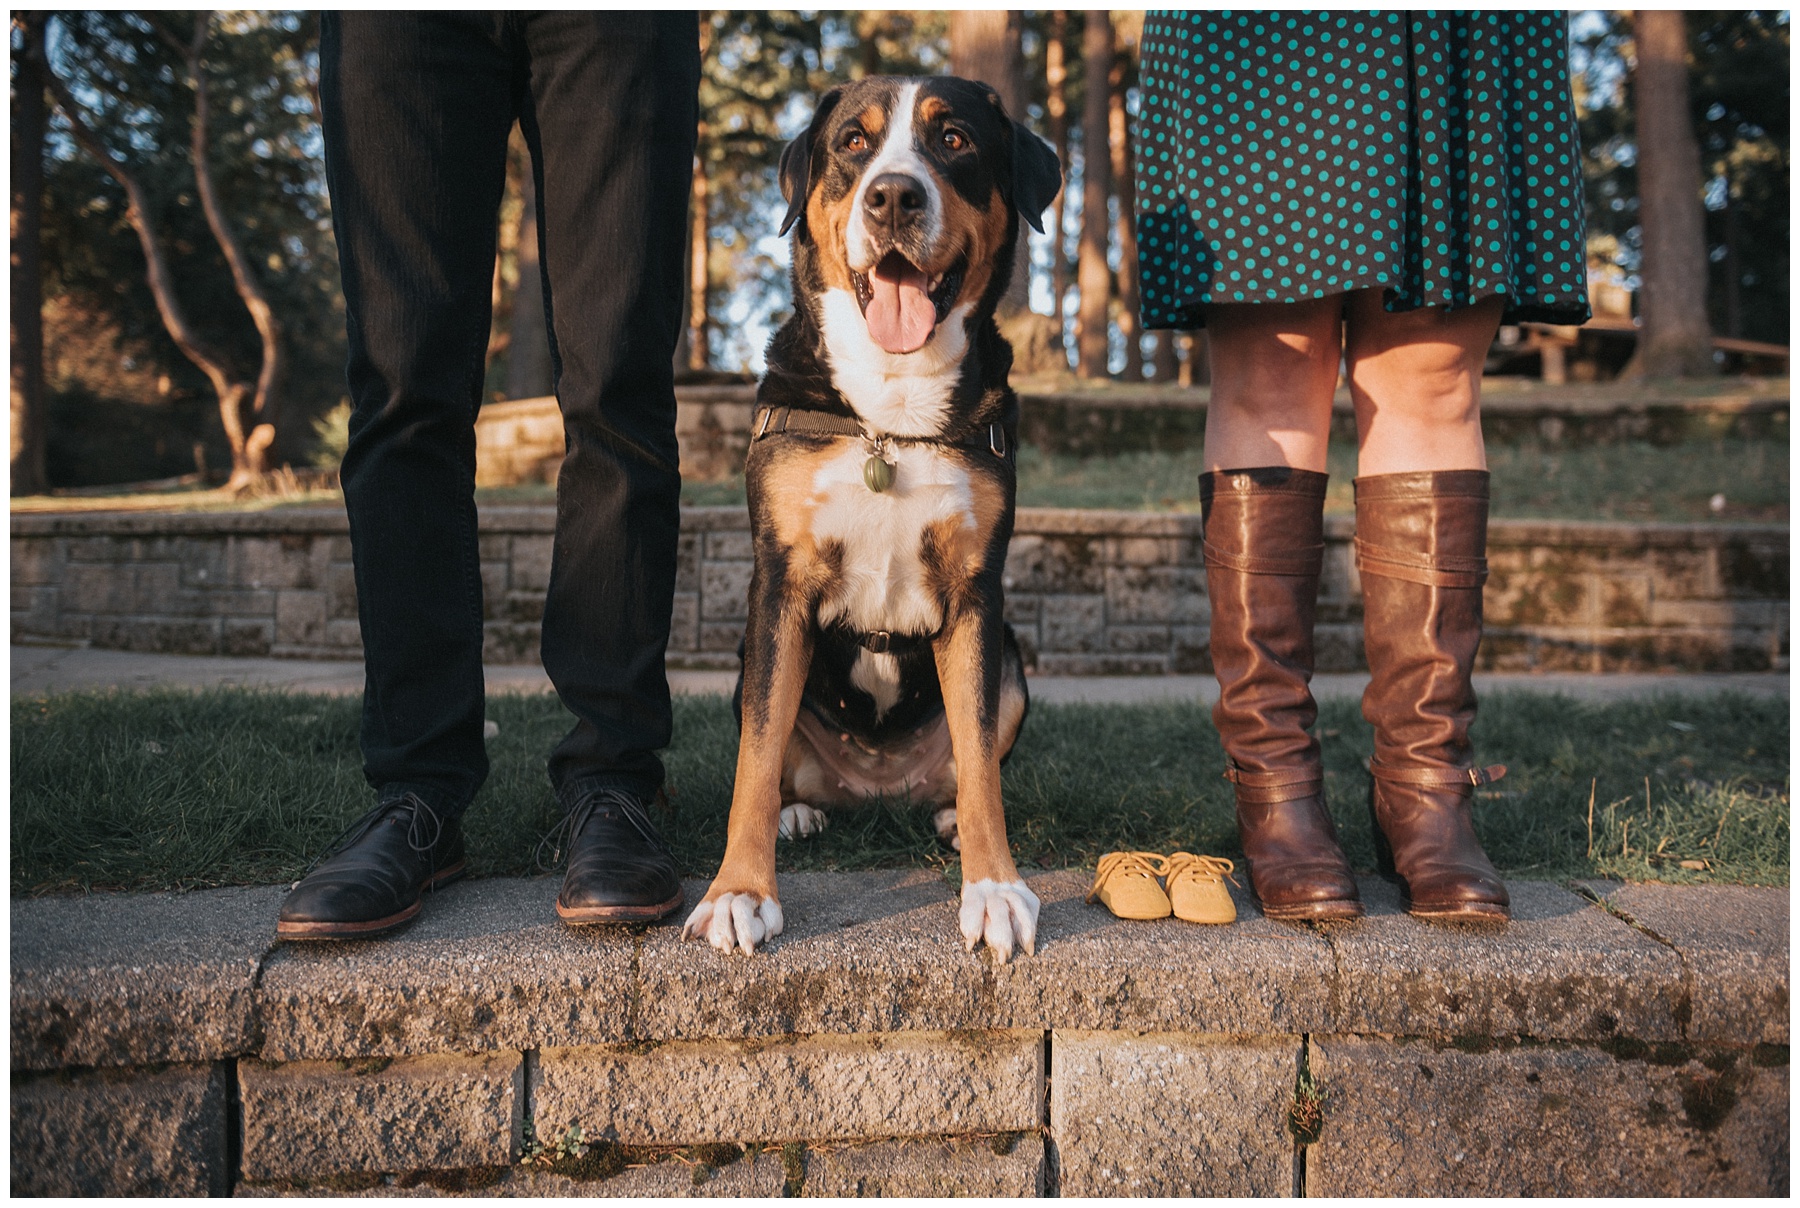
865, 259, 935, 354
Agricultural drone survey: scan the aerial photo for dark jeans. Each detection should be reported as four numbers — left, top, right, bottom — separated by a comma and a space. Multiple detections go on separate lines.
319, 13, 698, 817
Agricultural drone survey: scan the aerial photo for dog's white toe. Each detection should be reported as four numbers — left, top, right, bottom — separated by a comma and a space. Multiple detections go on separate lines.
932, 807, 961, 851
779, 803, 829, 840
958, 879, 1039, 963
682, 892, 785, 955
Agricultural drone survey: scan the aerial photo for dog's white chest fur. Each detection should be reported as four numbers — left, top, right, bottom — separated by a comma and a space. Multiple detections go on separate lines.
818, 292, 973, 438
810, 441, 975, 641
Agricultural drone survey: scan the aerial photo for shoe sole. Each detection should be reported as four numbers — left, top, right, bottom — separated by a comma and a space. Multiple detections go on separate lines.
557, 888, 685, 925
1406, 899, 1511, 923
1259, 898, 1366, 922
275, 862, 467, 940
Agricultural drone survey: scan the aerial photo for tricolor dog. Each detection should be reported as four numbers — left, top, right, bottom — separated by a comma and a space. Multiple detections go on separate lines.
681, 77, 1061, 961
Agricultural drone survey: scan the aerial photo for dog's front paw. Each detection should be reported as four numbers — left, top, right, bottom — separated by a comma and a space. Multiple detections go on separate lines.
682, 891, 785, 955
959, 879, 1039, 963
779, 803, 828, 840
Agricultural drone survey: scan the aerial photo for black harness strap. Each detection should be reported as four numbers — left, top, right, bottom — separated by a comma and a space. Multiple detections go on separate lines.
752, 405, 1014, 463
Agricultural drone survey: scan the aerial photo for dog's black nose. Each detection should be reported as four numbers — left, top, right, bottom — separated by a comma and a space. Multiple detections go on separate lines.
863, 172, 927, 234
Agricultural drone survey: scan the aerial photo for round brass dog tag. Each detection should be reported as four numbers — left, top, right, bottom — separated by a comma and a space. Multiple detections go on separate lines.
863, 456, 895, 493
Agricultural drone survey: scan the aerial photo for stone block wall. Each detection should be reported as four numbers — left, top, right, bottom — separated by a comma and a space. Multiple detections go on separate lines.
10, 875, 1788, 1196
12, 506, 1788, 674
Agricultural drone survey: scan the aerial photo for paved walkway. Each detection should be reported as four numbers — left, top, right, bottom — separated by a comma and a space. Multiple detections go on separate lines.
11, 643, 1788, 703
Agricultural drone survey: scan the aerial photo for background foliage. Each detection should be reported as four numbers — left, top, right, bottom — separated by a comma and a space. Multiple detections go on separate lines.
18, 10, 1792, 489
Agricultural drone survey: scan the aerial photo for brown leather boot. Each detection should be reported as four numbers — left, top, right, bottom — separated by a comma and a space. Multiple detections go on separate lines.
1355, 470, 1510, 921
1202, 467, 1363, 921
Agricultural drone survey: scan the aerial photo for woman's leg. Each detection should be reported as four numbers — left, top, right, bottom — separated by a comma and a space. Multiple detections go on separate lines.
1345, 289, 1502, 474
1201, 296, 1362, 919
1203, 295, 1344, 471
1344, 291, 1510, 919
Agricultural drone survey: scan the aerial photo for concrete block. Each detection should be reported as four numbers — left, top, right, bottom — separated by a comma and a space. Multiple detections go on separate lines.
62, 562, 135, 614
11, 535, 65, 585
532, 1029, 1043, 1145
1717, 535, 1788, 598
10, 1061, 230, 1196
478, 559, 509, 616
132, 561, 184, 613
1580, 882, 1789, 1044
326, 562, 360, 620
668, 592, 700, 652
1051, 1031, 1298, 1196
705, 529, 754, 561
1308, 1035, 1790, 1196
509, 535, 556, 593
699, 559, 752, 621
228, 535, 317, 590
11, 885, 281, 1069
324, 618, 366, 653
699, 621, 745, 653
673, 531, 702, 593
1320, 878, 1686, 1041
239, 1150, 788, 1196
635, 872, 1334, 1041
482, 621, 541, 665
1040, 594, 1105, 652
222, 618, 277, 656
274, 589, 328, 646
256, 878, 636, 1062
799, 1131, 1045, 1196
240, 1051, 523, 1181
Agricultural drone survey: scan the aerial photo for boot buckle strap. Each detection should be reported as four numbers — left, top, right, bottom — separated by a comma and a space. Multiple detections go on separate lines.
1224, 763, 1324, 802
1368, 760, 1507, 789
1203, 541, 1324, 577
1354, 538, 1487, 588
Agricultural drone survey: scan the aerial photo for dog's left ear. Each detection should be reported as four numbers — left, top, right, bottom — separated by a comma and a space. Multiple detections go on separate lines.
778, 85, 845, 237
1009, 121, 1063, 234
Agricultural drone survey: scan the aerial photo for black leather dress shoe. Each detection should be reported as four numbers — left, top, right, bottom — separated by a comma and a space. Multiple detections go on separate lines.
276, 794, 466, 939
546, 788, 683, 923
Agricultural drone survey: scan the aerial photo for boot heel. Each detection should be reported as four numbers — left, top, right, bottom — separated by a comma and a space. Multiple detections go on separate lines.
1366, 779, 1398, 878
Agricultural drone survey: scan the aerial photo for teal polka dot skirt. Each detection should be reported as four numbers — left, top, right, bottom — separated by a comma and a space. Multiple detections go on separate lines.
1135, 11, 1593, 328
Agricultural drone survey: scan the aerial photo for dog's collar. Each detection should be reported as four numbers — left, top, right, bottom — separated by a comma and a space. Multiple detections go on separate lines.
752, 405, 1013, 462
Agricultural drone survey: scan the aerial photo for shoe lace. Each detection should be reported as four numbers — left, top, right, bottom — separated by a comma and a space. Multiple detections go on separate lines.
1086, 850, 1171, 902
1163, 851, 1238, 890
306, 792, 444, 875
534, 787, 672, 873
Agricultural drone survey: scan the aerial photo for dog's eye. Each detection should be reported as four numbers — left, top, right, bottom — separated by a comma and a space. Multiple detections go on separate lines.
941, 129, 967, 151
844, 130, 868, 152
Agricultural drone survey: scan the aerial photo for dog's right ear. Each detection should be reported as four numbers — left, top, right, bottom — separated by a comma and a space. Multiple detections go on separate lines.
778, 85, 845, 237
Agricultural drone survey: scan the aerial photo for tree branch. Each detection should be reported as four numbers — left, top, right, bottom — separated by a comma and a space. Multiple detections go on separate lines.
42, 47, 238, 399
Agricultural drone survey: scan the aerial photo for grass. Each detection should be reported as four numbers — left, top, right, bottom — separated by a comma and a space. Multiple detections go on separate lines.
12, 436, 1785, 525
12, 687, 1786, 896
671, 437, 1789, 522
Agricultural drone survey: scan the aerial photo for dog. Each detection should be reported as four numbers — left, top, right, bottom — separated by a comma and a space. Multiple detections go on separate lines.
680, 76, 1062, 961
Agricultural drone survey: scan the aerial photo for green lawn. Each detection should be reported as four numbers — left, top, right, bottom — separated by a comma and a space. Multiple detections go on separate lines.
12, 688, 1786, 896
10, 435, 1785, 525
678, 437, 1789, 522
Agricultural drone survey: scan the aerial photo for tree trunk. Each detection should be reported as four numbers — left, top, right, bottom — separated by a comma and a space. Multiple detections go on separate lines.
950, 11, 1030, 318
181, 12, 284, 484
1108, 35, 1141, 380
1075, 12, 1114, 379
1151, 331, 1178, 381
45, 36, 254, 486
688, 143, 711, 371
1626, 10, 1715, 379
1046, 12, 1071, 339
507, 160, 554, 397
11, 12, 49, 495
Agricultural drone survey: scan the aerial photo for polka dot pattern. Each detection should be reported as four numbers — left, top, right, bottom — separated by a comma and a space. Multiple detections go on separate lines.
1133, 11, 1592, 328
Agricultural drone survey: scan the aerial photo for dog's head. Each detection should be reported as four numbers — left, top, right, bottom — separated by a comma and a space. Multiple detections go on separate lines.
777, 76, 1061, 357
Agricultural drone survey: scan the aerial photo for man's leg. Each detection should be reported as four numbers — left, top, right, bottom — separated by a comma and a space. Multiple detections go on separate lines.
520, 13, 699, 920
279, 14, 517, 938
